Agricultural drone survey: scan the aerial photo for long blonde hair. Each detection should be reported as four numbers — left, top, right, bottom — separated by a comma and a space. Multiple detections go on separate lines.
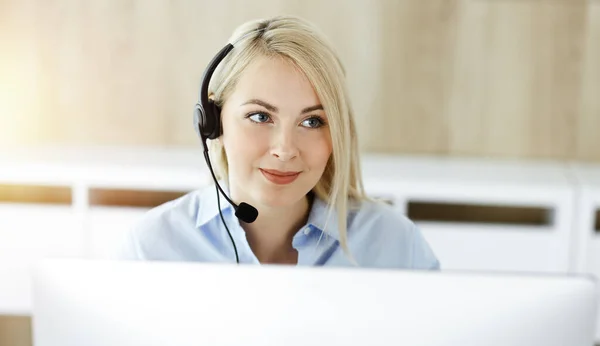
208, 16, 368, 255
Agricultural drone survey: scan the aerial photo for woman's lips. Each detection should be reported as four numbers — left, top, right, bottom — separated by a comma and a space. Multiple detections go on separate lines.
259, 169, 301, 185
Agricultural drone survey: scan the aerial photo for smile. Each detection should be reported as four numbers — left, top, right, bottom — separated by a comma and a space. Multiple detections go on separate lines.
259, 169, 301, 185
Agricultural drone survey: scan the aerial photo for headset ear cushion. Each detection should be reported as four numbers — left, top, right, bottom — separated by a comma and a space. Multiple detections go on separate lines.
195, 99, 222, 140
194, 103, 206, 138
206, 102, 222, 140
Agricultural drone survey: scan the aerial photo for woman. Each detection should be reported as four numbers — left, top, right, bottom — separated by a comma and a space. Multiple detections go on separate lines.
119, 15, 439, 269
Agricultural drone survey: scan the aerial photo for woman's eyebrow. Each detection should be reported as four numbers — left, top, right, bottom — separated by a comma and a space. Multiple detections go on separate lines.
241, 99, 323, 114
301, 105, 323, 114
241, 99, 278, 113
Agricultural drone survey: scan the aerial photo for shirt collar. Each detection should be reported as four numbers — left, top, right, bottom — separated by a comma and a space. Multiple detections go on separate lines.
195, 182, 234, 228
195, 183, 341, 241
305, 195, 340, 241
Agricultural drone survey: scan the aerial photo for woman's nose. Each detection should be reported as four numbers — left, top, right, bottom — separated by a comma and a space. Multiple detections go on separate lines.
270, 129, 299, 161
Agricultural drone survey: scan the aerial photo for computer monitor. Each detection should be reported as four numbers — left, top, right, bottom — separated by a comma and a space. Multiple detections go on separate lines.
32, 259, 597, 346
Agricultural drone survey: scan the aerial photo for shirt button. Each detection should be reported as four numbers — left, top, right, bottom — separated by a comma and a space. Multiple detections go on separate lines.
304, 227, 311, 235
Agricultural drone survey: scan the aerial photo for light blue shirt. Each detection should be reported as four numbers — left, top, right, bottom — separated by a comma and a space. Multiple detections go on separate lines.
119, 184, 440, 270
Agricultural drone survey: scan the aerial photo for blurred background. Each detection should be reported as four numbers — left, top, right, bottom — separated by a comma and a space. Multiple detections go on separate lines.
1, 0, 599, 345
2, 0, 599, 160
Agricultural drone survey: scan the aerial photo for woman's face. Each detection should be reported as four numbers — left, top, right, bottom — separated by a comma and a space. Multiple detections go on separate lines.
220, 56, 332, 209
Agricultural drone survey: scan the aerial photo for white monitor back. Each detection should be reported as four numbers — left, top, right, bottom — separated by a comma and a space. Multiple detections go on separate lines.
32, 260, 597, 346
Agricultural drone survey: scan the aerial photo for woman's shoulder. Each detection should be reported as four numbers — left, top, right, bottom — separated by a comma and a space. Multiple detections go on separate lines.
348, 198, 440, 270
136, 189, 203, 231
349, 198, 415, 233
117, 186, 212, 260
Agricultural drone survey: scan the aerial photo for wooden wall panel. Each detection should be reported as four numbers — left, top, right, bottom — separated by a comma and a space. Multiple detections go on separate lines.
1, 0, 599, 161
448, 1, 587, 159
0, 315, 31, 346
577, 1, 600, 161
0, 0, 42, 147
35, 0, 172, 145
529, 2, 586, 159
372, 0, 458, 154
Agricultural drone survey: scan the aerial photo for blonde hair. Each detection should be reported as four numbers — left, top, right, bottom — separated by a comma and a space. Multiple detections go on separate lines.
208, 16, 368, 256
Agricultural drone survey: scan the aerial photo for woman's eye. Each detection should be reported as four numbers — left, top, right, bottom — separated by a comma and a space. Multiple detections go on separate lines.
301, 117, 325, 129
247, 113, 271, 123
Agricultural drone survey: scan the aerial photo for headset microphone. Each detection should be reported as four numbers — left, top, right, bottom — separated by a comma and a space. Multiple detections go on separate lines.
202, 150, 258, 224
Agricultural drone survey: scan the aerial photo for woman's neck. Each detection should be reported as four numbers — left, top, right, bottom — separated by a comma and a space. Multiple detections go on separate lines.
239, 194, 313, 264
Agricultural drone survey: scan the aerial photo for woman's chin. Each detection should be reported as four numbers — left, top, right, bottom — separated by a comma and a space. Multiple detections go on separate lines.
255, 195, 296, 209
253, 190, 306, 209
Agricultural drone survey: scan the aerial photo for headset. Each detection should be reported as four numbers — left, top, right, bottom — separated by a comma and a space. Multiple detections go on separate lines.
193, 30, 265, 263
